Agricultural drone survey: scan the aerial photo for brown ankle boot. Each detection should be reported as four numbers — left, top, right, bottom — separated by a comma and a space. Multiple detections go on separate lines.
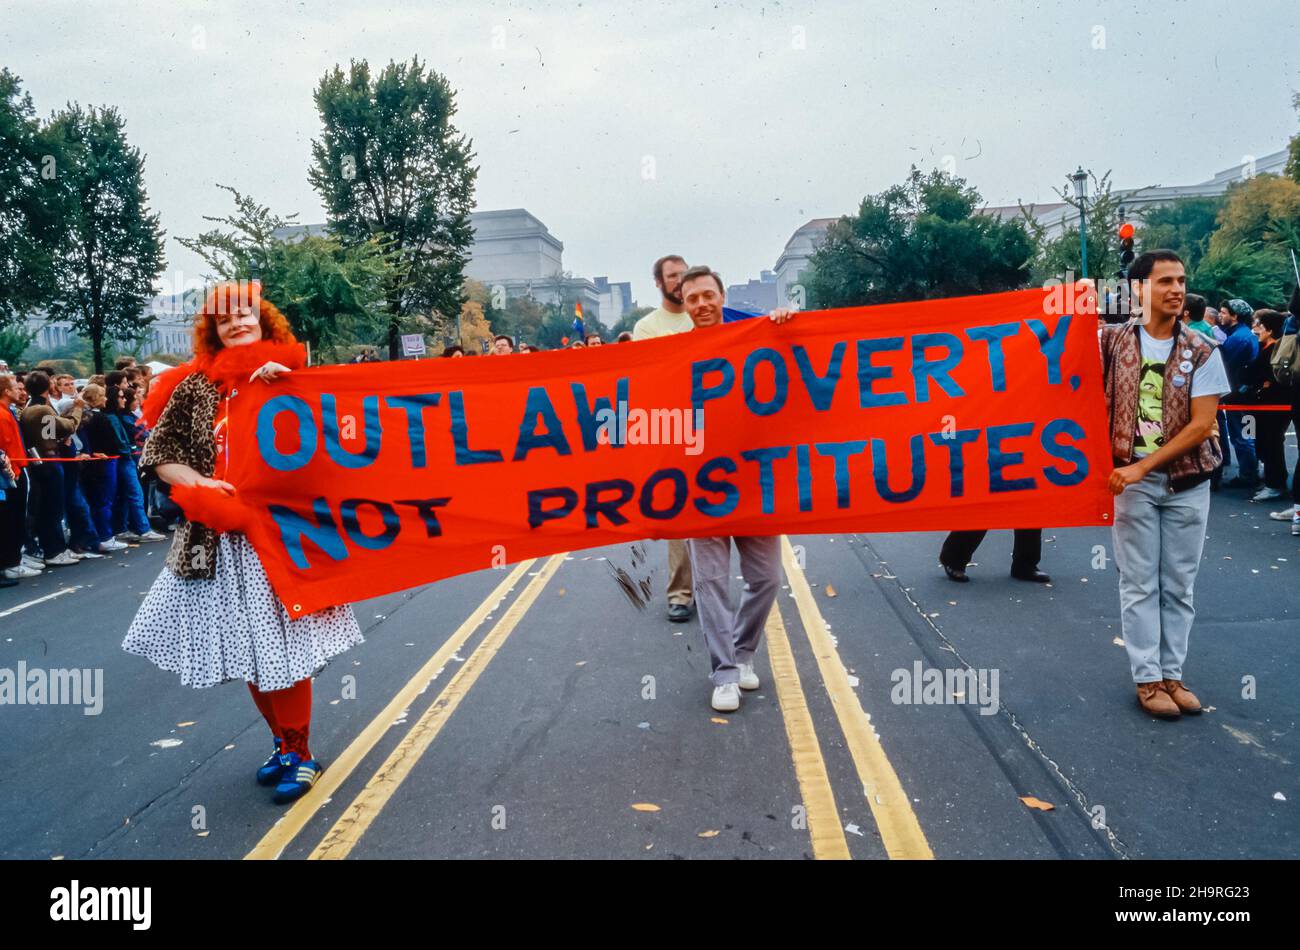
1136, 682, 1181, 719
1161, 679, 1202, 714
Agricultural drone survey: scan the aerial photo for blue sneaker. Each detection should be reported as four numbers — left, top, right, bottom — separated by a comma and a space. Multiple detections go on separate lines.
256, 738, 285, 786
272, 753, 324, 804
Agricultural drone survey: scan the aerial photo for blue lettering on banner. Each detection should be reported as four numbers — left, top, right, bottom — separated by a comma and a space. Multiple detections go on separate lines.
871, 435, 926, 503
269, 499, 349, 569
964, 322, 1021, 392
257, 395, 317, 472
987, 422, 1037, 492
740, 446, 791, 514
694, 456, 740, 517
856, 338, 907, 408
741, 347, 789, 416
910, 332, 966, 403
384, 394, 442, 468
514, 386, 573, 461
1041, 418, 1089, 486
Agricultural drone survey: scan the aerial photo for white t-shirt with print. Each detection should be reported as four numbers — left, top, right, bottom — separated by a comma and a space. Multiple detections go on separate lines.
1132, 326, 1231, 457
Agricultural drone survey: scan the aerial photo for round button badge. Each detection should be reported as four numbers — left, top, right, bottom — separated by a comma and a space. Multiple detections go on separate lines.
1179, 360, 1193, 373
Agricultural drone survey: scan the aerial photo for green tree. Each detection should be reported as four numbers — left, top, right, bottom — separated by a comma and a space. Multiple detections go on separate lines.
1189, 241, 1289, 307
1022, 171, 1135, 284
609, 305, 652, 338
0, 70, 64, 329
1136, 196, 1224, 273
1286, 92, 1300, 185
804, 166, 1034, 309
177, 185, 392, 360
42, 104, 165, 372
309, 57, 478, 359
0, 325, 36, 365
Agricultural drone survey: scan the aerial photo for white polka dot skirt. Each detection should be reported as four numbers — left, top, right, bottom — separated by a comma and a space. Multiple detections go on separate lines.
123, 532, 364, 691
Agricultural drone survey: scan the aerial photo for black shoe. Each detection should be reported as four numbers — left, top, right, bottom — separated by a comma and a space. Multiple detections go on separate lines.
1010, 567, 1051, 583
667, 603, 693, 623
940, 562, 969, 583
0, 576, 17, 588
1223, 476, 1258, 489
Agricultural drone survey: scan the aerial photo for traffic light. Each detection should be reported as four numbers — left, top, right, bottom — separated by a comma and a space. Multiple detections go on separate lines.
1118, 221, 1136, 274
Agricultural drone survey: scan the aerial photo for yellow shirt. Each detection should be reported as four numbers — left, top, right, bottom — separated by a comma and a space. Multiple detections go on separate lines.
632, 306, 694, 340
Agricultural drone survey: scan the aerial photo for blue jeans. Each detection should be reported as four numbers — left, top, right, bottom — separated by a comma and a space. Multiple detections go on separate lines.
112, 455, 151, 536
1112, 472, 1211, 683
1224, 410, 1258, 483
84, 458, 119, 543
62, 462, 99, 550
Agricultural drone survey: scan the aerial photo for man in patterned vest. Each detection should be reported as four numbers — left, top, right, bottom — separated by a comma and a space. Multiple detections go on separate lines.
1101, 250, 1229, 719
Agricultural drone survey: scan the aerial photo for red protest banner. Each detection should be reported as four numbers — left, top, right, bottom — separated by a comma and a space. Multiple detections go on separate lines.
200, 287, 1112, 616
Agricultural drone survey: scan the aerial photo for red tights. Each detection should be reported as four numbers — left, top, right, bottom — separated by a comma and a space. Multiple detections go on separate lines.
247, 678, 313, 759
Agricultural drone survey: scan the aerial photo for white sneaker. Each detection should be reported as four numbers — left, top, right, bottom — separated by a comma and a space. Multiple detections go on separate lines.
1293, 515, 1300, 537
44, 551, 80, 567
1269, 505, 1299, 521
76, 549, 105, 559
21, 554, 44, 570
99, 539, 128, 552
711, 682, 741, 712
115, 531, 141, 542
137, 530, 167, 542
1251, 486, 1283, 502
3, 565, 42, 579
738, 662, 760, 691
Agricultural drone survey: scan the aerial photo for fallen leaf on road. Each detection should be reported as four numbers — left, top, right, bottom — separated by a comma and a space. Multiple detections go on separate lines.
824, 584, 837, 597
196, 831, 209, 837
176, 721, 195, 728
710, 717, 729, 725
631, 803, 660, 812
1019, 796, 1055, 811
576, 661, 587, 666
697, 830, 720, 838
1112, 637, 1125, 646
557, 588, 566, 596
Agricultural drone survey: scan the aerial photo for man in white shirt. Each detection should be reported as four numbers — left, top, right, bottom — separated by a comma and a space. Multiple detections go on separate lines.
675, 265, 795, 712
1102, 251, 1229, 720
633, 255, 696, 622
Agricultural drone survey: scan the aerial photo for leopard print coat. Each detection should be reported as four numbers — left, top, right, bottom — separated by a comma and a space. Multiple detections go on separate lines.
140, 372, 224, 579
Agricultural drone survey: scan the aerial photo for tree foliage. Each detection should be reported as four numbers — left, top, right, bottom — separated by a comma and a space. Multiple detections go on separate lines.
309, 57, 478, 358
42, 103, 166, 372
803, 167, 1034, 309
177, 185, 392, 361
0, 69, 61, 328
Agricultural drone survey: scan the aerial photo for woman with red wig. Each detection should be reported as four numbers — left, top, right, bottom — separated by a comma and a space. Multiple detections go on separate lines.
122, 282, 362, 804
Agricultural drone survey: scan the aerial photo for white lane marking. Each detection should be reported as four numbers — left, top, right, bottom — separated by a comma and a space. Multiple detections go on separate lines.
0, 585, 83, 619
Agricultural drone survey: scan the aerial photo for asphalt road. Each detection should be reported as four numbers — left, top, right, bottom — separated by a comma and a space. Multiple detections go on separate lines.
1, 451, 1295, 860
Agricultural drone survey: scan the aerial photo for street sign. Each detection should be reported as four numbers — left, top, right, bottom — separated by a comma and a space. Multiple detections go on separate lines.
400, 334, 427, 357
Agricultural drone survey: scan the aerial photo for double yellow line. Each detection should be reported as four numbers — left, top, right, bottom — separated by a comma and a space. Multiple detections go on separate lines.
246, 537, 931, 860
246, 556, 558, 860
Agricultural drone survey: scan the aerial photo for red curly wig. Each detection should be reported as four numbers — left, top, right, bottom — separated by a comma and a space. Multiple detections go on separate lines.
192, 280, 297, 358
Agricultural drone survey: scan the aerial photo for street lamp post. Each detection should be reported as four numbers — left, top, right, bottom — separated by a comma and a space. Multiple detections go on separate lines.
1070, 167, 1089, 280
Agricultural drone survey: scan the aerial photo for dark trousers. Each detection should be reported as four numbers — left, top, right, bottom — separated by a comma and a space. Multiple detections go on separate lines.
83, 458, 119, 543
941, 529, 1042, 572
1289, 390, 1300, 504
62, 461, 99, 550
1257, 409, 1290, 491
0, 470, 28, 569
29, 462, 67, 558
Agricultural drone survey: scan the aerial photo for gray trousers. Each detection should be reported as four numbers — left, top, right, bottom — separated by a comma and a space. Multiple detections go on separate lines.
689, 535, 782, 685
1111, 471, 1211, 683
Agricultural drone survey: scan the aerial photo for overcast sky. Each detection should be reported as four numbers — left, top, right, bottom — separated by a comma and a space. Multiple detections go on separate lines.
3, 0, 1297, 307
